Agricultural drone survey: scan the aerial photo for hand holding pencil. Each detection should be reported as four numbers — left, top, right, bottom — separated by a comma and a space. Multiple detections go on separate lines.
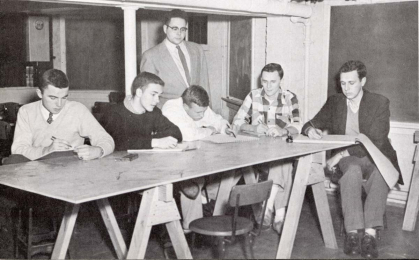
307, 121, 323, 140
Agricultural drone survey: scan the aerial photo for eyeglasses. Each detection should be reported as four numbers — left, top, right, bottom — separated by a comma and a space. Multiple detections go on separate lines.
166, 25, 188, 33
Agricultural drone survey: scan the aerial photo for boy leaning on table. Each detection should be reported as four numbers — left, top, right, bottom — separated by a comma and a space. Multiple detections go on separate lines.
231, 63, 302, 235
11, 69, 115, 161
101, 72, 201, 201
162, 85, 237, 230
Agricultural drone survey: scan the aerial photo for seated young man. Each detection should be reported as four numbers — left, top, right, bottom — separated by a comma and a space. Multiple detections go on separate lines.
12, 69, 115, 161
232, 63, 302, 234
162, 85, 236, 229
102, 72, 182, 151
302, 60, 402, 259
162, 85, 233, 141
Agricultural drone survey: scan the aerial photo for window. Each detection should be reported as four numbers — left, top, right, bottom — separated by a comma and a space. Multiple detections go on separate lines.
188, 15, 207, 45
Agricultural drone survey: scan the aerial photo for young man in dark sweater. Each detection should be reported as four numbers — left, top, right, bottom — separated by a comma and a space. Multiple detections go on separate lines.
103, 72, 199, 200
103, 72, 182, 150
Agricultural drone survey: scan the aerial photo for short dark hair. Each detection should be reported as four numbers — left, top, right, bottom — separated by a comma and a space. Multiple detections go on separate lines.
339, 60, 367, 80
164, 9, 188, 25
261, 63, 284, 79
131, 72, 165, 96
182, 85, 209, 107
40, 69, 69, 92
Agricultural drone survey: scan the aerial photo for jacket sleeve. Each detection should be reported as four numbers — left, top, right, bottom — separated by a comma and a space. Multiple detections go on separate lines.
154, 110, 183, 142
140, 50, 158, 75
301, 97, 335, 135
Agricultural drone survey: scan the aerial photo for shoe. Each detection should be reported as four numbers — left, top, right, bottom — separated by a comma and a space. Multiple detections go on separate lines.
203, 199, 216, 217
255, 207, 272, 230
361, 233, 378, 259
179, 181, 199, 200
343, 232, 360, 256
272, 220, 284, 234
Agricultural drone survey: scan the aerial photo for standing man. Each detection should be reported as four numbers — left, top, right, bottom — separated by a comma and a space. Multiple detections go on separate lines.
140, 9, 210, 107
232, 63, 302, 234
301, 60, 402, 259
12, 69, 114, 161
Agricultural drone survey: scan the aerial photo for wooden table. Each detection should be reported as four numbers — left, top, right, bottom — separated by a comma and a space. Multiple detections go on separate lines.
0, 136, 352, 259
403, 130, 419, 231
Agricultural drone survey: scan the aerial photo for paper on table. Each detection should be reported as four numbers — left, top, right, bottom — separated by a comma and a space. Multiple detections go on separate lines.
294, 134, 399, 189
202, 134, 259, 144
127, 142, 198, 153
241, 130, 265, 137
293, 134, 357, 144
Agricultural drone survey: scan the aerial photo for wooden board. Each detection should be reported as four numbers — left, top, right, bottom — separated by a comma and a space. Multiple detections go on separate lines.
0, 137, 352, 204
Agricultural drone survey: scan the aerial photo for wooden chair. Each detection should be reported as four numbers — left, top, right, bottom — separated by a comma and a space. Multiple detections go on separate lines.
189, 180, 273, 259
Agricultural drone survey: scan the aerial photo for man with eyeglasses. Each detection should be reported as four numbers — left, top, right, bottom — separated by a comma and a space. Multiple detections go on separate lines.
140, 9, 210, 108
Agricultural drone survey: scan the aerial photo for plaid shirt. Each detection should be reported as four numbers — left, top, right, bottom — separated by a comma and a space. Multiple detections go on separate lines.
233, 88, 301, 131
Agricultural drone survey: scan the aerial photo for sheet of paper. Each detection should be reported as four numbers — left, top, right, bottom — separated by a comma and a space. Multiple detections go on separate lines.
127, 142, 197, 153
293, 134, 357, 144
201, 134, 259, 144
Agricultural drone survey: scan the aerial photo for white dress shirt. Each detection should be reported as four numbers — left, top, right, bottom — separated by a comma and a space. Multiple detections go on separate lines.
162, 98, 229, 141
164, 39, 191, 87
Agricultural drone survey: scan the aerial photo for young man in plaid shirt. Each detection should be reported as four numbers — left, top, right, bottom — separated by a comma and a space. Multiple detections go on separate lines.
232, 63, 301, 234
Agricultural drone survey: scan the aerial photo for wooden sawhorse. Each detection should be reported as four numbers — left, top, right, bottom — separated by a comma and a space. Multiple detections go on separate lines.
126, 184, 192, 259
403, 130, 419, 231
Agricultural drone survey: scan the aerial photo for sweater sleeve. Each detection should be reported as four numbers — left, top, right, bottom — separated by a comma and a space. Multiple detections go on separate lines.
153, 109, 183, 142
78, 105, 115, 157
11, 106, 44, 160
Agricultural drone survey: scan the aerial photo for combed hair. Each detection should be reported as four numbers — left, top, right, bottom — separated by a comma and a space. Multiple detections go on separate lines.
131, 72, 165, 96
181, 85, 209, 107
261, 63, 284, 79
40, 69, 69, 92
339, 60, 367, 79
164, 9, 188, 25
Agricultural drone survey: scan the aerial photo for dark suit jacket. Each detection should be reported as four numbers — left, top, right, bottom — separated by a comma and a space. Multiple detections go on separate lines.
301, 90, 403, 184
140, 41, 210, 107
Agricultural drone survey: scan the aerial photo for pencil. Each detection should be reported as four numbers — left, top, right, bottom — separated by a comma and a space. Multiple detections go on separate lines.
227, 124, 236, 138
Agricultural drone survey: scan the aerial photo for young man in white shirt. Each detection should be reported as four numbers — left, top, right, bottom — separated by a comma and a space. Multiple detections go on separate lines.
162, 85, 235, 230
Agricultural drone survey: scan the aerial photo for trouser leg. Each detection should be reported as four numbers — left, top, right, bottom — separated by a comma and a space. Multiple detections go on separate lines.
362, 157, 389, 229
180, 177, 204, 229
270, 160, 293, 210
339, 156, 364, 232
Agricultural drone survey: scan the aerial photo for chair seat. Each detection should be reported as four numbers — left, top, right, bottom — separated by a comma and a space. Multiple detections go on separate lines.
189, 215, 254, 237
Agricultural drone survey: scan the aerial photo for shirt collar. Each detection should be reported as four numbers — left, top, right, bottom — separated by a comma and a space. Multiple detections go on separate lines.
40, 102, 62, 121
164, 38, 185, 52
346, 89, 364, 113
260, 88, 283, 103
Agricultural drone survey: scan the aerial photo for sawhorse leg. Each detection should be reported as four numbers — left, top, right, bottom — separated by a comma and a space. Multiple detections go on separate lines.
127, 184, 192, 259
403, 144, 419, 231
51, 203, 80, 259
276, 153, 337, 259
51, 199, 127, 260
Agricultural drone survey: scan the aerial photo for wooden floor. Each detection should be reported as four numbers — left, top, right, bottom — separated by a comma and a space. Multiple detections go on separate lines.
2, 192, 419, 259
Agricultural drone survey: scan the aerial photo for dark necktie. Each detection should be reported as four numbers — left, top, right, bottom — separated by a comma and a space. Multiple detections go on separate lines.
47, 112, 53, 124
176, 45, 191, 85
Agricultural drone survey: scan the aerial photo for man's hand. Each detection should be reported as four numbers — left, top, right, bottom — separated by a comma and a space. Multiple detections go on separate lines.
74, 145, 103, 160
326, 153, 343, 172
223, 123, 238, 137
266, 126, 287, 137
43, 138, 72, 155
254, 124, 269, 134
152, 137, 178, 149
205, 126, 219, 135
307, 127, 323, 139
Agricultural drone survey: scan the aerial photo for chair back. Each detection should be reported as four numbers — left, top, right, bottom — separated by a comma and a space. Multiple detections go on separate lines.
228, 180, 273, 207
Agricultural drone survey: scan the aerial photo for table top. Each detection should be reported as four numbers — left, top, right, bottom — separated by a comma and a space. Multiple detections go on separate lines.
0, 136, 352, 204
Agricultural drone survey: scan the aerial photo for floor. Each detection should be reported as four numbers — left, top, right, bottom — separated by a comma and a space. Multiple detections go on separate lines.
1, 191, 419, 259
